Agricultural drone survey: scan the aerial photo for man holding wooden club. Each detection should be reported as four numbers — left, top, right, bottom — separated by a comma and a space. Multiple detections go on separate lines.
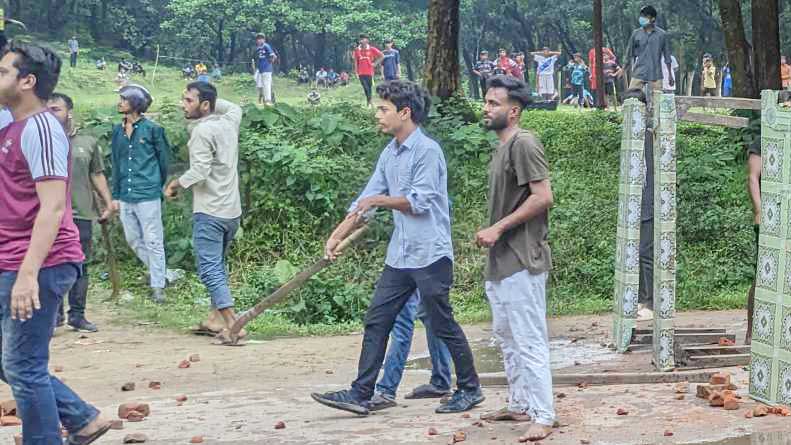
311, 80, 483, 416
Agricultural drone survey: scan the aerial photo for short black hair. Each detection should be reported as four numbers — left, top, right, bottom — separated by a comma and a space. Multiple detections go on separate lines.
385, 39, 394, 44
186, 81, 217, 112
375, 80, 431, 125
255, 33, 265, 40
485, 75, 532, 110
359, 34, 368, 40
50, 92, 73, 110
640, 5, 657, 18
7, 41, 62, 100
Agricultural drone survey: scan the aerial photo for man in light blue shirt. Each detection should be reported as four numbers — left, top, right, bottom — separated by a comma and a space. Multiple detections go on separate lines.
311, 80, 482, 417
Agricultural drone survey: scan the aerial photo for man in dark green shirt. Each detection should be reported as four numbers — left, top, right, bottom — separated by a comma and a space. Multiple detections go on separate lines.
110, 84, 170, 303
49, 92, 114, 332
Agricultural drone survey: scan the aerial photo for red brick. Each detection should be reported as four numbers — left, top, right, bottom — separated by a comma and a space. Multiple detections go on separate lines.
190, 436, 204, 444
126, 411, 145, 422
178, 360, 191, 369
274, 420, 286, 430
753, 405, 769, 417
664, 430, 674, 437
175, 395, 188, 403
118, 403, 150, 419
723, 396, 739, 410
450, 431, 466, 443
674, 382, 689, 394
708, 391, 724, 407
709, 372, 731, 386
718, 337, 736, 346
744, 410, 753, 419
427, 427, 439, 436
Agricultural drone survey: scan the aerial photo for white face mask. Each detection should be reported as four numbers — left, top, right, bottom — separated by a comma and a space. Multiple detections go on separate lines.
639, 16, 651, 27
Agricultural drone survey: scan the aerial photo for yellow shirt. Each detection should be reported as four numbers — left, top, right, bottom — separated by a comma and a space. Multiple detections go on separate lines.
703, 65, 717, 89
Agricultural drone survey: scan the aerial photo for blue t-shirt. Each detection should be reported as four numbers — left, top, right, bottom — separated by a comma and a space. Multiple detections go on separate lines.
569, 63, 587, 85
382, 48, 400, 79
256, 43, 275, 73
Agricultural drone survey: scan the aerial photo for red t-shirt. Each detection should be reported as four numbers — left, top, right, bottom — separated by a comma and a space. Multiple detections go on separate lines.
0, 109, 83, 271
354, 46, 383, 76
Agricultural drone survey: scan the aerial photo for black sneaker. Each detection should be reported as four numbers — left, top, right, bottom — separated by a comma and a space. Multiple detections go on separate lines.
365, 392, 397, 412
55, 315, 65, 329
404, 383, 451, 399
311, 389, 370, 416
435, 388, 485, 414
150, 288, 165, 304
68, 318, 98, 333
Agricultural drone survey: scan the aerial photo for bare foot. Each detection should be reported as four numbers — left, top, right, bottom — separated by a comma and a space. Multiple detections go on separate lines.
518, 423, 553, 442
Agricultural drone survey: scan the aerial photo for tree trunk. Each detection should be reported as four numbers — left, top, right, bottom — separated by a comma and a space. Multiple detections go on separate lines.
461, 48, 478, 99
718, 0, 754, 98
593, 0, 605, 109
424, 0, 460, 98
215, 18, 225, 67
751, 0, 781, 93
227, 32, 237, 67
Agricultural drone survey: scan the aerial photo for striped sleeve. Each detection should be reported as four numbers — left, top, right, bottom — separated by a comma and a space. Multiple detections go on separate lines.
21, 112, 69, 180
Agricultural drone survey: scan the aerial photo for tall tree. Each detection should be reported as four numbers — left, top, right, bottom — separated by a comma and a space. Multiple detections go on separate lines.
751, 0, 781, 94
718, 0, 754, 98
592, 0, 605, 109
424, 0, 460, 97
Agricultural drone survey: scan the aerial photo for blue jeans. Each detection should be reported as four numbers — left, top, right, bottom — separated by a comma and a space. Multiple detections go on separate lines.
193, 213, 240, 310
119, 200, 167, 289
374, 291, 452, 398
0, 264, 99, 444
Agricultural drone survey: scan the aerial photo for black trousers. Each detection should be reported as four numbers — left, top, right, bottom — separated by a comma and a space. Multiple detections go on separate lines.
359, 75, 373, 104
61, 219, 92, 320
350, 257, 480, 401
70, 52, 77, 68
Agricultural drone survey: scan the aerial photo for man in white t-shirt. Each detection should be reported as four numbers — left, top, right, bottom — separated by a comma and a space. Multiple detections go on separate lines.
661, 55, 679, 93
531, 47, 561, 100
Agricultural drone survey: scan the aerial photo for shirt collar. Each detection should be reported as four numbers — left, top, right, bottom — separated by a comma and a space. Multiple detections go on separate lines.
389, 127, 423, 153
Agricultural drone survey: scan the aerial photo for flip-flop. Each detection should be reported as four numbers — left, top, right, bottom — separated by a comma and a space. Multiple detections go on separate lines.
190, 326, 219, 336
67, 421, 112, 445
481, 407, 532, 422
404, 384, 451, 399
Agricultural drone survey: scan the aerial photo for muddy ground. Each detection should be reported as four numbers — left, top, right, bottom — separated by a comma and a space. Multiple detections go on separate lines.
0, 307, 788, 445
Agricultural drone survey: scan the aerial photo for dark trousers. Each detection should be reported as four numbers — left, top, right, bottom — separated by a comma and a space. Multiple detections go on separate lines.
359, 75, 373, 104
60, 219, 92, 321
70, 52, 77, 68
572, 84, 584, 106
479, 77, 489, 98
350, 257, 479, 401
638, 218, 653, 310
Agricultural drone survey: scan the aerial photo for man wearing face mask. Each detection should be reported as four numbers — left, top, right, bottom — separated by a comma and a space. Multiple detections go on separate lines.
624, 5, 673, 92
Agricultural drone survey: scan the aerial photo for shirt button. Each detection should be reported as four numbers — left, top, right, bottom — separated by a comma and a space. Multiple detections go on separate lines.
128, 157, 131, 160
128, 188, 131, 191
129, 144, 132, 148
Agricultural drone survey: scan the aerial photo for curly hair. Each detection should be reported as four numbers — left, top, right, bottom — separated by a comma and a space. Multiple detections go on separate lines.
375, 80, 431, 125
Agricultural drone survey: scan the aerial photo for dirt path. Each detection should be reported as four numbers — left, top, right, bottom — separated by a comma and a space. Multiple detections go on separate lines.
0, 306, 787, 444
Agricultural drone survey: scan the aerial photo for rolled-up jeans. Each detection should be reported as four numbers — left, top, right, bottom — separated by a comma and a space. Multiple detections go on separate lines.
119, 199, 167, 289
192, 213, 240, 310
0, 264, 100, 444
375, 291, 452, 398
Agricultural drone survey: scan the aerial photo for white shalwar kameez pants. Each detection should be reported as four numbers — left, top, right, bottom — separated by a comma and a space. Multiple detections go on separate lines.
485, 269, 555, 426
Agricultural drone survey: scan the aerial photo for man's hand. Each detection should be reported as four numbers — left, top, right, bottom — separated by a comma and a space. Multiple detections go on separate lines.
324, 237, 342, 261
475, 225, 503, 248
111, 200, 120, 212
354, 196, 381, 221
164, 179, 180, 200
98, 207, 113, 223
668, 74, 675, 88
11, 272, 39, 321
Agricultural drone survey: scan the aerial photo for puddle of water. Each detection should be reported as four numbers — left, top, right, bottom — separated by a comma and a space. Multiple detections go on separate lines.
406, 337, 621, 373
684, 431, 791, 445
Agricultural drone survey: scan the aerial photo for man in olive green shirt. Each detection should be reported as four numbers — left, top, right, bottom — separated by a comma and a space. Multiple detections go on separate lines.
48, 93, 114, 332
476, 75, 555, 442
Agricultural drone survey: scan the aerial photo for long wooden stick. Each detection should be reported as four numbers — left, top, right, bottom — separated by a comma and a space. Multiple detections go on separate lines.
217, 225, 369, 345
100, 221, 120, 301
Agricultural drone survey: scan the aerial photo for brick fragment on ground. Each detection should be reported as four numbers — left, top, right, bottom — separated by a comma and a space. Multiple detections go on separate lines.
110, 419, 124, 430
744, 410, 753, 418
616, 408, 629, 416
274, 420, 286, 430
664, 430, 674, 437
723, 395, 739, 410
709, 372, 731, 386
121, 382, 136, 392
123, 433, 148, 443
53, 365, 64, 373
556, 393, 566, 399
0, 416, 22, 426
461, 413, 470, 419
448, 431, 466, 443
753, 405, 769, 417
175, 395, 188, 403
0, 400, 17, 417
472, 421, 484, 427
427, 427, 439, 436
148, 381, 161, 390
697, 384, 736, 399
580, 440, 591, 445
675, 394, 685, 400
674, 382, 690, 394
118, 402, 150, 419
189, 354, 201, 362
718, 337, 736, 346
190, 436, 204, 443
708, 391, 724, 407
126, 411, 145, 422
178, 360, 191, 369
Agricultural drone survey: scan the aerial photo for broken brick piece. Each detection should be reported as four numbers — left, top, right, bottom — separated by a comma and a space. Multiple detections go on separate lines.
753, 405, 769, 417
126, 411, 145, 422
664, 430, 674, 437
450, 431, 466, 443
718, 337, 736, 346
472, 421, 484, 427
744, 410, 753, 419
175, 395, 188, 403
674, 382, 689, 394
190, 437, 204, 444
189, 354, 201, 363
121, 382, 136, 392
461, 413, 470, 419
1, 416, 22, 426
428, 427, 439, 436
118, 403, 150, 419
708, 391, 725, 407
723, 396, 740, 411
778, 406, 791, 416
709, 372, 731, 386
110, 420, 124, 430
123, 433, 148, 443
178, 360, 191, 369
616, 408, 629, 416
148, 381, 161, 390
675, 394, 685, 400
274, 421, 286, 430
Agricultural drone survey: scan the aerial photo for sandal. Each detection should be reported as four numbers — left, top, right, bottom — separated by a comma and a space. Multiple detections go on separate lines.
67, 421, 112, 445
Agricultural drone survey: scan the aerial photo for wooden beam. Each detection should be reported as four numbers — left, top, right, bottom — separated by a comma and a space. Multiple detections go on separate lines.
675, 96, 762, 110
478, 370, 718, 387
679, 112, 749, 128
